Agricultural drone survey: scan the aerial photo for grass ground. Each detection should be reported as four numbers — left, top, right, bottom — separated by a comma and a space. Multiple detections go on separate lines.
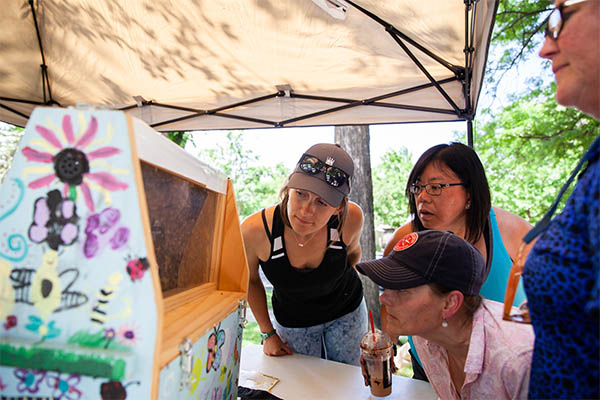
242, 288, 413, 378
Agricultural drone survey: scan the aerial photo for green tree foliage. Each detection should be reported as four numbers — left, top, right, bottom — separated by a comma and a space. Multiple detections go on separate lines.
195, 131, 288, 220
372, 146, 414, 229
166, 131, 194, 148
488, 0, 552, 88
0, 126, 25, 184
475, 84, 599, 222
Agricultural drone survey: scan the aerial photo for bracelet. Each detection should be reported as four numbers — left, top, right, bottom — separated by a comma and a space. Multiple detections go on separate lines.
260, 329, 277, 344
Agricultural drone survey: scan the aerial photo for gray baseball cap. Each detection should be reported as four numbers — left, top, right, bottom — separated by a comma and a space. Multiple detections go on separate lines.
288, 143, 354, 207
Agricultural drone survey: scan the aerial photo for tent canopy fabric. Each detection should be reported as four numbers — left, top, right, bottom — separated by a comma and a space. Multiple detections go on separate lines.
0, 0, 498, 131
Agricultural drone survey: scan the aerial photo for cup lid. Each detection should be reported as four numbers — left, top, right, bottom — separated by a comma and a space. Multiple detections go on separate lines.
361, 330, 393, 350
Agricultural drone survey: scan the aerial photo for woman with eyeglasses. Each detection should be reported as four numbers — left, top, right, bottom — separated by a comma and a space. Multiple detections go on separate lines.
383, 142, 533, 381
241, 143, 367, 365
520, 0, 600, 398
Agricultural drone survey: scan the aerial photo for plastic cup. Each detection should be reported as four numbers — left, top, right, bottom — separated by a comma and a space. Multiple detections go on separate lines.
360, 329, 394, 398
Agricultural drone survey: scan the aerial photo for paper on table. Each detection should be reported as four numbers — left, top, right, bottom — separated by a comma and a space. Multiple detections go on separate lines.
239, 369, 280, 392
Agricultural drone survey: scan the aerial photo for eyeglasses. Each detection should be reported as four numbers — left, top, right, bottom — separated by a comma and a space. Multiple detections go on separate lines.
503, 242, 531, 324
544, 0, 590, 40
298, 154, 350, 188
410, 182, 464, 196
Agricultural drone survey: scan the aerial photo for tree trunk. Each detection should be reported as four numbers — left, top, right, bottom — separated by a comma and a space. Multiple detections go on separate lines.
334, 125, 381, 329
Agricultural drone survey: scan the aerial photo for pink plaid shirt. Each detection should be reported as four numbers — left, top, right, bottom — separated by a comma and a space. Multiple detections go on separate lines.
413, 299, 534, 400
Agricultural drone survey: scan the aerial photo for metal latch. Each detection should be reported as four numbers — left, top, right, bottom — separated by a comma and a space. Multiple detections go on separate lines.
238, 299, 248, 329
178, 337, 195, 390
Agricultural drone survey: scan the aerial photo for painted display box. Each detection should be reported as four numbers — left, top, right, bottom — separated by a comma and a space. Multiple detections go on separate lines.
0, 107, 249, 399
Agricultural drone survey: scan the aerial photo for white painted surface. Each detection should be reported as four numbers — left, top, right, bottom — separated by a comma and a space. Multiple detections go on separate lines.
240, 344, 437, 400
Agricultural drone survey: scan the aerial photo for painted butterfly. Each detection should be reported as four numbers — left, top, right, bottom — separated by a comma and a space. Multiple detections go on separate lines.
206, 324, 226, 373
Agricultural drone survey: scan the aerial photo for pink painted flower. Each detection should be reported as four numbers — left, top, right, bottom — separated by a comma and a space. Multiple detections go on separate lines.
21, 114, 128, 211
117, 323, 141, 346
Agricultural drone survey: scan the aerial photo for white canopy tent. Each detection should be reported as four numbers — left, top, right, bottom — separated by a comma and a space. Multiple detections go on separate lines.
1, 0, 498, 144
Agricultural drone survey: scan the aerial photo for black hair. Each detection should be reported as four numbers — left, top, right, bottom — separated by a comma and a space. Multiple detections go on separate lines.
406, 142, 491, 244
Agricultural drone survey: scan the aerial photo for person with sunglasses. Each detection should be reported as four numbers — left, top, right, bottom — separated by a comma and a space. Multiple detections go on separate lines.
382, 142, 533, 381
241, 143, 367, 365
358, 230, 535, 400
518, 1, 600, 398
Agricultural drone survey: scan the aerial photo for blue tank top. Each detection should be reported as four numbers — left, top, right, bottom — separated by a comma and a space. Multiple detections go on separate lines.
480, 208, 527, 304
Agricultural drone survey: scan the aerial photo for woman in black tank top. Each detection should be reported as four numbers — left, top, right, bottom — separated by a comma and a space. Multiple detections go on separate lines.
241, 143, 368, 365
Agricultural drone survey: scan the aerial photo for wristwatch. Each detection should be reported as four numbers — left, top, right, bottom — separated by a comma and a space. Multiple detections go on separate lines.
260, 329, 277, 344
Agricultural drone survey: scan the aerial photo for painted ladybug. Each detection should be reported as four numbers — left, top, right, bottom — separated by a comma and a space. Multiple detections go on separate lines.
3, 315, 17, 330
100, 380, 126, 399
126, 257, 149, 282
100, 380, 140, 399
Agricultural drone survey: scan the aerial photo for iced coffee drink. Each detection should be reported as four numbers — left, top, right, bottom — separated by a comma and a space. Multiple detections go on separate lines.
360, 330, 393, 397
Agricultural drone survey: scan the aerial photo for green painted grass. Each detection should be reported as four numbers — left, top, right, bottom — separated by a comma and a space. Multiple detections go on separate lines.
0, 343, 126, 380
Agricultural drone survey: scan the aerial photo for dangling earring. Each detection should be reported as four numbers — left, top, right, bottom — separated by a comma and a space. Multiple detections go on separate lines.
441, 319, 448, 328
465, 200, 471, 210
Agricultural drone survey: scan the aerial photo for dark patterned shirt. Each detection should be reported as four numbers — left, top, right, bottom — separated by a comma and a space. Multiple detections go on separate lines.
523, 136, 600, 399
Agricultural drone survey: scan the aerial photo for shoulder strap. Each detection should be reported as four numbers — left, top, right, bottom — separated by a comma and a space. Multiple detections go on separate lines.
327, 215, 347, 249
482, 212, 493, 281
261, 208, 272, 242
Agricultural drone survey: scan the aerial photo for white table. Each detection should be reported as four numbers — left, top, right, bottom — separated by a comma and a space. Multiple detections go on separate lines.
240, 344, 437, 400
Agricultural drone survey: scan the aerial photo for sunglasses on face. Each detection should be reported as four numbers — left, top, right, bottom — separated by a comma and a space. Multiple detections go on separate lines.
298, 154, 350, 188
410, 182, 465, 196
503, 242, 531, 324
544, 0, 590, 40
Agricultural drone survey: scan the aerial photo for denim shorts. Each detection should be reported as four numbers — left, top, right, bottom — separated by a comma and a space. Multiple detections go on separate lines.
273, 298, 368, 366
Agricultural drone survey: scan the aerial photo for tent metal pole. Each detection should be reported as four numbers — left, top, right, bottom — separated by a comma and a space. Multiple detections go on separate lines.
0, 97, 45, 105
291, 93, 458, 115
295, 77, 460, 103
461, 0, 476, 122
344, 0, 461, 76
386, 34, 463, 116
467, 119, 474, 148
28, 0, 55, 105
344, 0, 466, 118
149, 92, 283, 128
131, 78, 467, 129
0, 103, 29, 119
464, 0, 478, 149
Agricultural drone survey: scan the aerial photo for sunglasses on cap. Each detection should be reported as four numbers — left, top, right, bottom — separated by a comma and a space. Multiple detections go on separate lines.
298, 154, 350, 188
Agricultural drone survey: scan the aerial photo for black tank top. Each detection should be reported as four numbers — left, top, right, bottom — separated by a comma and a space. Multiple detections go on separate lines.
259, 205, 363, 328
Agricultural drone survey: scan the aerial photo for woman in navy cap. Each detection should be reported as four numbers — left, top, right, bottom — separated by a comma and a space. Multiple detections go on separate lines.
358, 230, 535, 399
241, 143, 367, 365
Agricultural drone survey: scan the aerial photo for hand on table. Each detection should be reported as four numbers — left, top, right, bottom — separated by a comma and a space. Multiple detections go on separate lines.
262, 333, 293, 356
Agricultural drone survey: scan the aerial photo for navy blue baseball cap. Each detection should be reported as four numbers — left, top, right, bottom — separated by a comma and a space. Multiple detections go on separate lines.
356, 230, 486, 296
